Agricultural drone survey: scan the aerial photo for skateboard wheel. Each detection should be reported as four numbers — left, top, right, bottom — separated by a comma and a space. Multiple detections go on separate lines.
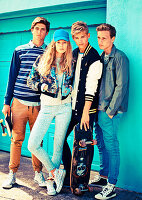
74, 188, 83, 196
0, 119, 3, 123
88, 186, 94, 192
71, 187, 74, 194
2, 132, 7, 136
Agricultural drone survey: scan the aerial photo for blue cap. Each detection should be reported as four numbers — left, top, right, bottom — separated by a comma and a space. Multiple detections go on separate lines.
54, 29, 69, 42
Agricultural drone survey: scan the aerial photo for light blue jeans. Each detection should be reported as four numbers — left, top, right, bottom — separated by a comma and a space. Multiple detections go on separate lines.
28, 103, 72, 172
95, 111, 123, 185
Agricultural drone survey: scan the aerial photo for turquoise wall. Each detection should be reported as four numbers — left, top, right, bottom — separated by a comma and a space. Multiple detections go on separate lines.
0, 0, 101, 14
107, 0, 142, 193
0, 1, 106, 172
1, 0, 141, 193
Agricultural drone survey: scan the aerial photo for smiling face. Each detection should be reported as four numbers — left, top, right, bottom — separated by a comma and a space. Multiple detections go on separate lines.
73, 31, 90, 53
97, 30, 115, 54
31, 23, 48, 45
55, 40, 68, 57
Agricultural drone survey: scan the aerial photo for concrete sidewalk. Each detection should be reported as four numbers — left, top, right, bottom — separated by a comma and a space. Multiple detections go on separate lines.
0, 150, 142, 200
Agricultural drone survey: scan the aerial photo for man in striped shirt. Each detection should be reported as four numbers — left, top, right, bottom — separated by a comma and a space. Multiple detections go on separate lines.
2, 17, 50, 189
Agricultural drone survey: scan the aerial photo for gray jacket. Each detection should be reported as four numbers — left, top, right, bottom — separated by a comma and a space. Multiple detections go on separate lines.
98, 45, 129, 115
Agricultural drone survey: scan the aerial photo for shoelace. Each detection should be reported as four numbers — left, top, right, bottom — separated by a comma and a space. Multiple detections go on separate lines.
47, 180, 55, 193
101, 184, 114, 195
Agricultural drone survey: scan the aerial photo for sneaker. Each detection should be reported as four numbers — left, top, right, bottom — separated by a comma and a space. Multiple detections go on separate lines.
47, 179, 56, 196
2, 170, 16, 189
95, 183, 116, 200
34, 171, 46, 187
89, 174, 107, 187
53, 169, 66, 193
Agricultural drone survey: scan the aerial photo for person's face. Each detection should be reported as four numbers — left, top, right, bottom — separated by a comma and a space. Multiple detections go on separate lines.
32, 23, 48, 42
73, 31, 90, 53
97, 31, 115, 54
56, 40, 68, 56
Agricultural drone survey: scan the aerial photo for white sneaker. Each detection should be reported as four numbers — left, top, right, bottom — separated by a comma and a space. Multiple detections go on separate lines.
53, 169, 66, 193
34, 171, 46, 187
2, 170, 16, 189
47, 179, 56, 196
95, 182, 116, 200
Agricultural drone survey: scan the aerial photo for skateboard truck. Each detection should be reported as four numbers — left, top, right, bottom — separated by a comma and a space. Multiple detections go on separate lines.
0, 119, 7, 136
79, 139, 97, 147
73, 184, 88, 195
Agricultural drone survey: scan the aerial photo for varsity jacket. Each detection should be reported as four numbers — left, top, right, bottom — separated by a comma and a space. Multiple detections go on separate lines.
72, 43, 102, 116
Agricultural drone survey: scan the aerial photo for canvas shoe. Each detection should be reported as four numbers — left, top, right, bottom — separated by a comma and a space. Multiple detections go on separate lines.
95, 182, 116, 200
34, 171, 46, 187
2, 170, 16, 189
53, 169, 66, 193
47, 179, 56, 196
89, 174, 107, 187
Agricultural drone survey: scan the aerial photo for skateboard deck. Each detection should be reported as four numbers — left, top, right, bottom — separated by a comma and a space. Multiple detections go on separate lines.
0, 119, 7, 136
70, 123, 96, 195
0, 113, 12, 137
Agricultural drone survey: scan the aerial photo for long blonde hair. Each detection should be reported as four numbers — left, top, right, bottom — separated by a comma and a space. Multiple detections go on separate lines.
37, 40, 72, 76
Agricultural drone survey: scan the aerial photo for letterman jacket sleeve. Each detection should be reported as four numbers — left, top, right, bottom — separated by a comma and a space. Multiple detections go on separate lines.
85, 60, 102, 101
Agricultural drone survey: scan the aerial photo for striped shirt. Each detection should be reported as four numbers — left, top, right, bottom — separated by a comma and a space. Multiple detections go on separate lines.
4, 41, 47, 105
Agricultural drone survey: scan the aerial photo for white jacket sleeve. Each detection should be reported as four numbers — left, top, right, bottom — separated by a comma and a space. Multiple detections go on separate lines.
85, 60, 102, 101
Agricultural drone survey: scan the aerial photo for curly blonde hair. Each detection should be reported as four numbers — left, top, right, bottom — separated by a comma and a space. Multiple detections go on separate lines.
37, 40, 72, 76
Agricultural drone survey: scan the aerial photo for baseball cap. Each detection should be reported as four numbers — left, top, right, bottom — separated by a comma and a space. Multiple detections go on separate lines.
54, 29, 69, 42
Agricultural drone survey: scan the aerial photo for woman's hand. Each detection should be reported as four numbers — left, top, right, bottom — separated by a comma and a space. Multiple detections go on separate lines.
43, 84, 48, 91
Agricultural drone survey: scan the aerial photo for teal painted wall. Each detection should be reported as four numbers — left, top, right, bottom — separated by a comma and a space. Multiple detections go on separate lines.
0, 0, 106, 19
107, 0, 142, 193
1, 0, 141, 194
0, 1, 106, 171
0, 0, 103, 14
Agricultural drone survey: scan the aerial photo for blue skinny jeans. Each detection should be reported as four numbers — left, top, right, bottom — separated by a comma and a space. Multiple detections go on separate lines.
95, 110, 123, 185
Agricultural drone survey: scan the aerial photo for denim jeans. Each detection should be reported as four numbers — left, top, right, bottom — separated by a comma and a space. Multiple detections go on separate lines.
95, 110, 123, 185
28, 103, 72, 172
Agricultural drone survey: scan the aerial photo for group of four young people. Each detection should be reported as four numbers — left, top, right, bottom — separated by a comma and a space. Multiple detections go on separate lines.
2, 16, 129, 200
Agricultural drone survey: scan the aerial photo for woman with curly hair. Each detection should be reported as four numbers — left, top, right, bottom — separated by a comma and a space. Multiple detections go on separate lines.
27, 29, 73, 196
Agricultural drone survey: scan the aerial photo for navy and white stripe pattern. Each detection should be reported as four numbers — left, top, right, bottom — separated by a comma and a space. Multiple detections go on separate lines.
4, 41, 46, 105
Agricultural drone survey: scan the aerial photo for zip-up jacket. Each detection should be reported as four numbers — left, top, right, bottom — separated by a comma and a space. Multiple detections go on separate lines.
27, 56, 74, 100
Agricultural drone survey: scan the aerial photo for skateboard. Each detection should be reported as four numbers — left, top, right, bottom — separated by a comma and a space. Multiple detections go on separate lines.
0, 113, 12, 137
0, 119, 7, 136
70, 123, 97, 195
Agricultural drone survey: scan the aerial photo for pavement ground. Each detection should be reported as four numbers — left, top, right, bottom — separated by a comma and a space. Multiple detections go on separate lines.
0, 150, 142, 200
